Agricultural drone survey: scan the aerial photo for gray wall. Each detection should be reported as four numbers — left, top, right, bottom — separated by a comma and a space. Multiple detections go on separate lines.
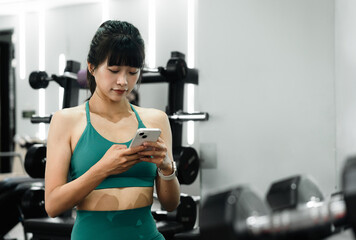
197, 0, 336, 198
0, 0, 354, 200
335, 0, 356, 191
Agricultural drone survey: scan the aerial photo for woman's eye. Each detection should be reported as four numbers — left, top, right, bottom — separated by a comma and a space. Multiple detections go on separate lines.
129, 71, 139, 75
109, 69, 119, 73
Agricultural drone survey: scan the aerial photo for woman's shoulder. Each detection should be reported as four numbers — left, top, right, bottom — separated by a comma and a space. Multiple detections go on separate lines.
133, 105, 167, 118
47, 103, 87, 141
51, 103, 86, 125
132, 105, 168, 127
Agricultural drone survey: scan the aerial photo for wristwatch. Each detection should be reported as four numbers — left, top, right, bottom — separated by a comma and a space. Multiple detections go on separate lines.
158, 161, 177, 180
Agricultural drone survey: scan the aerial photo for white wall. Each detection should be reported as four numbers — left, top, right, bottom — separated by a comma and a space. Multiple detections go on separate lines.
2, 0, 353, 201
197, 0, 337, 198
335, 0, 356, 189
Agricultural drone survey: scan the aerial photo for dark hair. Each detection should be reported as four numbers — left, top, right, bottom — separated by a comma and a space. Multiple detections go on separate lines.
86, 20, 145, 96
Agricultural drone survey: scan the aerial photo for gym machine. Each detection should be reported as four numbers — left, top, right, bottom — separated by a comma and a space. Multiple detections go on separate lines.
0, 137, 47, 239
19, 52, 207, 240
141, 51, 208, 185
0, 61, 83, 240
29, 60, 83, 107
29, 60, 85, 124
200, 157, 356, 240
141, 51, 208, 148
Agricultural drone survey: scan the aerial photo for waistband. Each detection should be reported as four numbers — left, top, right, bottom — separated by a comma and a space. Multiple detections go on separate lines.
76, 204, 152, 214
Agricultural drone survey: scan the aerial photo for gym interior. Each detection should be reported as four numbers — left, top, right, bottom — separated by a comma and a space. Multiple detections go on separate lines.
0, 0, 356, 239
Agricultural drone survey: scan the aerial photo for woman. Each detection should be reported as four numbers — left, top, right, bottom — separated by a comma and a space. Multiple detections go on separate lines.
44, 20, 180, 240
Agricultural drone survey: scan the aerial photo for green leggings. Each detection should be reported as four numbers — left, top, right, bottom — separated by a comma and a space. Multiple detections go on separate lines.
71, 205, 165, 240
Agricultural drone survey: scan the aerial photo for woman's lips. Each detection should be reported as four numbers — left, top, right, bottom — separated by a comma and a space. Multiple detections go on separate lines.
113, 89, 127, 94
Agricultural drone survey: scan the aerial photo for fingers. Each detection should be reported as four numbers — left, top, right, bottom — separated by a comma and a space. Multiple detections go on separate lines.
124, 145, 147, 155
138, 148, 166, 158
111, 144, 147, 163
142, 138, 165, 150
138, 139, 167, 164
111, 138, 168, 166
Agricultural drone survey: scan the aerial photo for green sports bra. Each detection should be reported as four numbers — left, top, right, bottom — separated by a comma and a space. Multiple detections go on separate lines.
69, 101, 157, 189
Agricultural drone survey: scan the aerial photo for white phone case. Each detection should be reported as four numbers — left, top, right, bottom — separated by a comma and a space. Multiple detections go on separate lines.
129, 128, 161, 148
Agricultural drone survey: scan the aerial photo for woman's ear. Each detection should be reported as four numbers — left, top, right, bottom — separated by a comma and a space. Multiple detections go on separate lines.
87, 62, 94, 74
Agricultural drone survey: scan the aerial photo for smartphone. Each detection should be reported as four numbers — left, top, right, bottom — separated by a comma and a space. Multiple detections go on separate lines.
129, 128, 161, 148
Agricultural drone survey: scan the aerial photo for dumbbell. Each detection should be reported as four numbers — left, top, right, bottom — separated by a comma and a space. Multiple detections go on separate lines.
29, 70, 87, 91
20, 183, 47, 219
24, 144, 46, 179
174, 146, 200, 185
29, 70, 87, 89
266, 175, 325, 212
200, 185, 270, 240
200, 184, 336, 240
154, 194, 198, 239
200, 156, 356, 240
262, 175, 334, 239
154, 194, 198, 230
29, 60, 85, 90
29, 71, 51, 89
246, 161, 356, 240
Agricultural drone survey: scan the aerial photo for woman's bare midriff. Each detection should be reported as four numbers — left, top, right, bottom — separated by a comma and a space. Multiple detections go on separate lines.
76, 187, 154, 211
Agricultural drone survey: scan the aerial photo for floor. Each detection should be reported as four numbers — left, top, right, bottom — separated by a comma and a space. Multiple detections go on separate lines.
4, 223, 29, 240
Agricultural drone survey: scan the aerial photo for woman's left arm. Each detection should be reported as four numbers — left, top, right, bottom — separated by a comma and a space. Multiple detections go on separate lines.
139, 110, 180, 212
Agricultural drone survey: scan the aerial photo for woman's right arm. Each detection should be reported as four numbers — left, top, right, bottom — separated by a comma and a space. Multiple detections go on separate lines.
45, 110, 146, 217
44, 110, 109, 217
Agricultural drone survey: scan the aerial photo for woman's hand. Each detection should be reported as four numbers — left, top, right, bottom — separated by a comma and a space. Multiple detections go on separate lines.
138, 137, 172, 173
99, 144, 147, 176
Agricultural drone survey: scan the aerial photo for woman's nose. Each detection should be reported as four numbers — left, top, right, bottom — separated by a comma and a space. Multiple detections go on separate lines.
116, 72, 128, 86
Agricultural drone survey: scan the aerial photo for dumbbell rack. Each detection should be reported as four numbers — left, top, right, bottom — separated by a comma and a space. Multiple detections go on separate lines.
141, 51, 209, 185
29, 60, 83, 124
141, 51, 209, 149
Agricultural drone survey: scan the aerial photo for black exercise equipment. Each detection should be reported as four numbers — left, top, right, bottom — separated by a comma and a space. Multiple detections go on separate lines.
24, 217, 74, 240
264, 175, 333, 239
24, 144, 46, 179
200, 157, 356, 240
141, 51, 208, 185
0, 177, 44, 239
29, 71, 50, 89
154, 194, 198, 240
0, 151, 25, 173
266, 174, 325, 212
21, 183, 47, 219
141, 51, 209, 150
200, 186, 270, 240
154, 194, 197, 230
29, 60, 83, 124
0, 140, 46, 239
173, 146, 200, 185
0, 35, 17, 174
343, 156, 356, 237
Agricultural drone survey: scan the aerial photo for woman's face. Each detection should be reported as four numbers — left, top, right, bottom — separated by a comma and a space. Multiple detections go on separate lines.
90, 59, 140, 102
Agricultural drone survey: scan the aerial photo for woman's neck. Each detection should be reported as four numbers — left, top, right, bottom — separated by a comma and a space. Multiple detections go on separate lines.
88, 93, 132, 117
